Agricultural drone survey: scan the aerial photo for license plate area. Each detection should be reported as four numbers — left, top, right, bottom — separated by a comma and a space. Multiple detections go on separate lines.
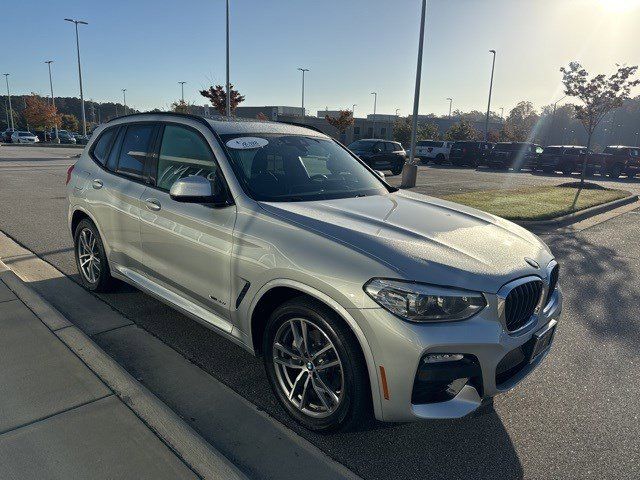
529, 319, 557, 363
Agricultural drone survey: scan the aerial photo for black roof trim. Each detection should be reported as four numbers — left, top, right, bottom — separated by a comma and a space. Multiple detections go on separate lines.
276, 120, 325, 134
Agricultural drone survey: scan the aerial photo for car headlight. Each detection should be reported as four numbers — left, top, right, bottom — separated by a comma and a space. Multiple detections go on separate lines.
364, 278, 486, 322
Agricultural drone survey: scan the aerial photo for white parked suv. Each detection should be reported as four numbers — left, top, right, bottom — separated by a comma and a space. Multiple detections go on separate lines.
414, 140, 453, 164
11, 131, 39, 144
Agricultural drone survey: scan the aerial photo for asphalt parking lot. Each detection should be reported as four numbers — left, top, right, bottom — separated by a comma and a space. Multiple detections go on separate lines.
1, 146, 639, 479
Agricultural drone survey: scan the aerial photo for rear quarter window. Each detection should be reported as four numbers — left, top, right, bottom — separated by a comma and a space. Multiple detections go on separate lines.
90, 128, 117, 165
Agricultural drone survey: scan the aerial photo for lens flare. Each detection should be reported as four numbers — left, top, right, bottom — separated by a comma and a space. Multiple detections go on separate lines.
597, 0, 640, 12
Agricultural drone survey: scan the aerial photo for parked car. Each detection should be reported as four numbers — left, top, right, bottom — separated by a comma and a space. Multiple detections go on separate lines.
72, 132, 90, 145
536, 145, 589, 175
2, 129, 15, 143
10, 131, 39, 144
57, 130, 77, 144
413, 140, 453, 164
67, 113, 561, 431
347, 139, 406, 175
449, 141, 493, 167
485, 142, 543, 170
598, 145, 640, 178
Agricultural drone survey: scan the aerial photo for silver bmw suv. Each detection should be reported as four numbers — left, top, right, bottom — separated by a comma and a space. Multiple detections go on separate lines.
66, 113, 561, 431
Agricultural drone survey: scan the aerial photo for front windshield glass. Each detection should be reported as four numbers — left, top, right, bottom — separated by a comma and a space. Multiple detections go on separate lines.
220, 134, 389, 202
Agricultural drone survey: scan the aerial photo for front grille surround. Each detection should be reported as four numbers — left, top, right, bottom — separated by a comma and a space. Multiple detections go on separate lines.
497, 276, 546, 335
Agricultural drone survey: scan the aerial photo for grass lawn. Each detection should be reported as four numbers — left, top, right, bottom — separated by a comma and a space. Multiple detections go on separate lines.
441, 184, 630, 221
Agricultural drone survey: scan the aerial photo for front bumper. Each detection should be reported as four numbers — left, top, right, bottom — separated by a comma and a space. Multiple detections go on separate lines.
355, 286, 562, 422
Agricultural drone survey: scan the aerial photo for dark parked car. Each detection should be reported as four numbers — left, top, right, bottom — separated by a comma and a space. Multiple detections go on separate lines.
536, 145, 590, 175
57, 130, 77, 144
2, 129, 15, 143
449, 141, 493, 167
485, 142, 543, 170
599, 145, 640, 178
347, 139, 406, 175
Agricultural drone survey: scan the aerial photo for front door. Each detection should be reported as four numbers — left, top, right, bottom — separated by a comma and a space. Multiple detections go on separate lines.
138, 123, 236, 331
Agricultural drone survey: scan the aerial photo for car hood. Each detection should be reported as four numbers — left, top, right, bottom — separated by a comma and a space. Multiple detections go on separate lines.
259, 190, 553, 293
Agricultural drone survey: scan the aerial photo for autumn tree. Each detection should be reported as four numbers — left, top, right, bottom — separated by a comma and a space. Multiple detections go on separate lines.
444, 121, 481, 141
60, 114, 80, 132
392, 118, 412, 145
23, 94, 59, 131
503, 101, 539, 142
256, 112, 269, 121
199, 84, 245, 115
325, 109, 354, 133
418, 122, 440, 141
561, 62, 640, 199
170, 99, 192, 114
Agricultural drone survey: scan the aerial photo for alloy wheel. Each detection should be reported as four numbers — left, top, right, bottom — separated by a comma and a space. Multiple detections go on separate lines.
272, 318, 345, 418
77, 227, 101, 284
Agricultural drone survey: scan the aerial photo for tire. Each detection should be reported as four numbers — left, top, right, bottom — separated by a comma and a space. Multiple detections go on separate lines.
433, 154, 445, 165
74, 218, 115, 292
391, 163, 403, 175
542, 167, 555, 174
263, 297, 372, 432
608, 163, 622, 179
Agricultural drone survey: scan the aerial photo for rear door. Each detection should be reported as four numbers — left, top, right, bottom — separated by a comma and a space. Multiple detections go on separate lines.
87, 123, 158, 272
138, 122, 236, 329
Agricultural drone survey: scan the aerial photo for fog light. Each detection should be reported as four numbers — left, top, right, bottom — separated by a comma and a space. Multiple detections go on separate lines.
422, 353, 464, 364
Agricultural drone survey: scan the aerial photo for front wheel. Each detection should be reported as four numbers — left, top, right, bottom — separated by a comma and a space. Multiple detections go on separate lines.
391, 163, 403, 175
74, 219, 115, 292
433, 154, 445, 165
263, 297, 371, 432
608, 163, 622, 179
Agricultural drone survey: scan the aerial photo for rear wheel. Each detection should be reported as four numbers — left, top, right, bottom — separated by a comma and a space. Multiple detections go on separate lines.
74, 219, 115, 292
608, 163, 622, 179
263, 297, 371, 432
560, 161, 574, 176
433, 154, 445, 165
391, 162, 403, 175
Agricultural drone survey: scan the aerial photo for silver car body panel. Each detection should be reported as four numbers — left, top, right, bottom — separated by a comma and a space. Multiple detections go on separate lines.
67, 113, 562, 422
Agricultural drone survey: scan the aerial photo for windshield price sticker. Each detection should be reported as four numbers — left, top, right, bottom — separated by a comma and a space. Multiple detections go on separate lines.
226, 137, 269, 150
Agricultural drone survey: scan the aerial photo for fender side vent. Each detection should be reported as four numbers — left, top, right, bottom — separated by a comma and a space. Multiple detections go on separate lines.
235, 281, 251, 309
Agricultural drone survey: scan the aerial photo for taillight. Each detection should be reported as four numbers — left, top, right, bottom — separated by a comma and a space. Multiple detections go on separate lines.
65, 164, 75, 185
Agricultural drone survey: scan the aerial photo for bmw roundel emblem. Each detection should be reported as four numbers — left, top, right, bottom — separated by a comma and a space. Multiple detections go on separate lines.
525, 258, 540, 269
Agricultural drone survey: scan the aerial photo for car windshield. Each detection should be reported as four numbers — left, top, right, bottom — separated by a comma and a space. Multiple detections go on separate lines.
453, 142, 477, 148
543, 147, 564, 154
348, 140, 377, 150
19, 132, 33, 136
220, 133, 389, 202
417, 141, 441, 147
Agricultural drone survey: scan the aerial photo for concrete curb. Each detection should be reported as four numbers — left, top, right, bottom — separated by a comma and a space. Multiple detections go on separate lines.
515, 194, 639, 229
0, 142, 85, 148
0, 260, 247, 480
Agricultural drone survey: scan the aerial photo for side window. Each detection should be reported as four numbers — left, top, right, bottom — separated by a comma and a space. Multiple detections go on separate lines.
105, 127, 125, 171
156, 124, 220, 191
91, 128, 116, 165
385, 142, 395, 152
116, 124, 155, 180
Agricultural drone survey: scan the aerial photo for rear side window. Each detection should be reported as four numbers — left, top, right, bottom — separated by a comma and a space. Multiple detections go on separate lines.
106, 128, 125, 171
91, 128, 117, 165
116, 124, 155, 179
385, 142, 396, 152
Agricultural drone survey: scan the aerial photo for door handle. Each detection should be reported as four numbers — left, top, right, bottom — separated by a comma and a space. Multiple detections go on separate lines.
92, 179, 103, 189
145, 198, 161, 211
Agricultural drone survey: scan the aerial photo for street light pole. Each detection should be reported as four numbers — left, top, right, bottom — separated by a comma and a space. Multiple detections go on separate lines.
3, 74, 14, 131
395, 108, 400, 116
352, 104, 357, 118
225, 0, 231, 117
546, 95, 566, 146
371, 92, 377, 138
45, 61, 59, 142
179, 81, 186, 102
122, 89, 127, 115
401, 0, 427, 188
484, 49, 496, 141
297, 68, 309, 117
65, 18, 88, 136
446, 97, 452, 118
635, 131, 639, 147
500, 107, 504, 120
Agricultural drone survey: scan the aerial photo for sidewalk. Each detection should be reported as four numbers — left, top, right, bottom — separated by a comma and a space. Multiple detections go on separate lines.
0, 261, 246, 480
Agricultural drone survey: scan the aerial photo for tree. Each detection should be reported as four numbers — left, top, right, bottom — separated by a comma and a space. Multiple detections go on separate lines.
325, 109, 354, 133
393, 117, 412, 145
60, 114, 80, 132
22, 94, 59, 131
418, 122, 440, 140
503, 101, 539, 142
561, 62, 640, 203
170, 99, 192, 114
199, 84, 245, 115
256, 112, 269, 121
444, 121, 481, 141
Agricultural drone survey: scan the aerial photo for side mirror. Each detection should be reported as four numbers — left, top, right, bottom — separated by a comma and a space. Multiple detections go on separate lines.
375, 170, 386, 180
169, 175, 227, 205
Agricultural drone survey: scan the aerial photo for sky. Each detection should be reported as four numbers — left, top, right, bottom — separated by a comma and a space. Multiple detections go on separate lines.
4, 0, 640, 117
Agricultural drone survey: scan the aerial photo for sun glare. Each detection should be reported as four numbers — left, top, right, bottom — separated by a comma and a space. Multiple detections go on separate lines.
597, 0, 640, 12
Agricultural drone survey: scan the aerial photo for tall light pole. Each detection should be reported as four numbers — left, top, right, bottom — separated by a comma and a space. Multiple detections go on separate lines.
484, 49, 496, 141
179, 81, 186, 102
122, 89, 127, 115
395, 108, 400, 116
225, 0, 231, 117
297, 68, 309, 117
446, 97, 453, 118
616, 124, 623, 144
401, 0, 427, 188
3, 74, 14, 131
371, 92, 377, 138
545, 95, 566, 146
635, 131, 639, 147
45, 61, 59, 142
352, 104, 357, 118
65, 18, 88, 136
500, 107, 504, 119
